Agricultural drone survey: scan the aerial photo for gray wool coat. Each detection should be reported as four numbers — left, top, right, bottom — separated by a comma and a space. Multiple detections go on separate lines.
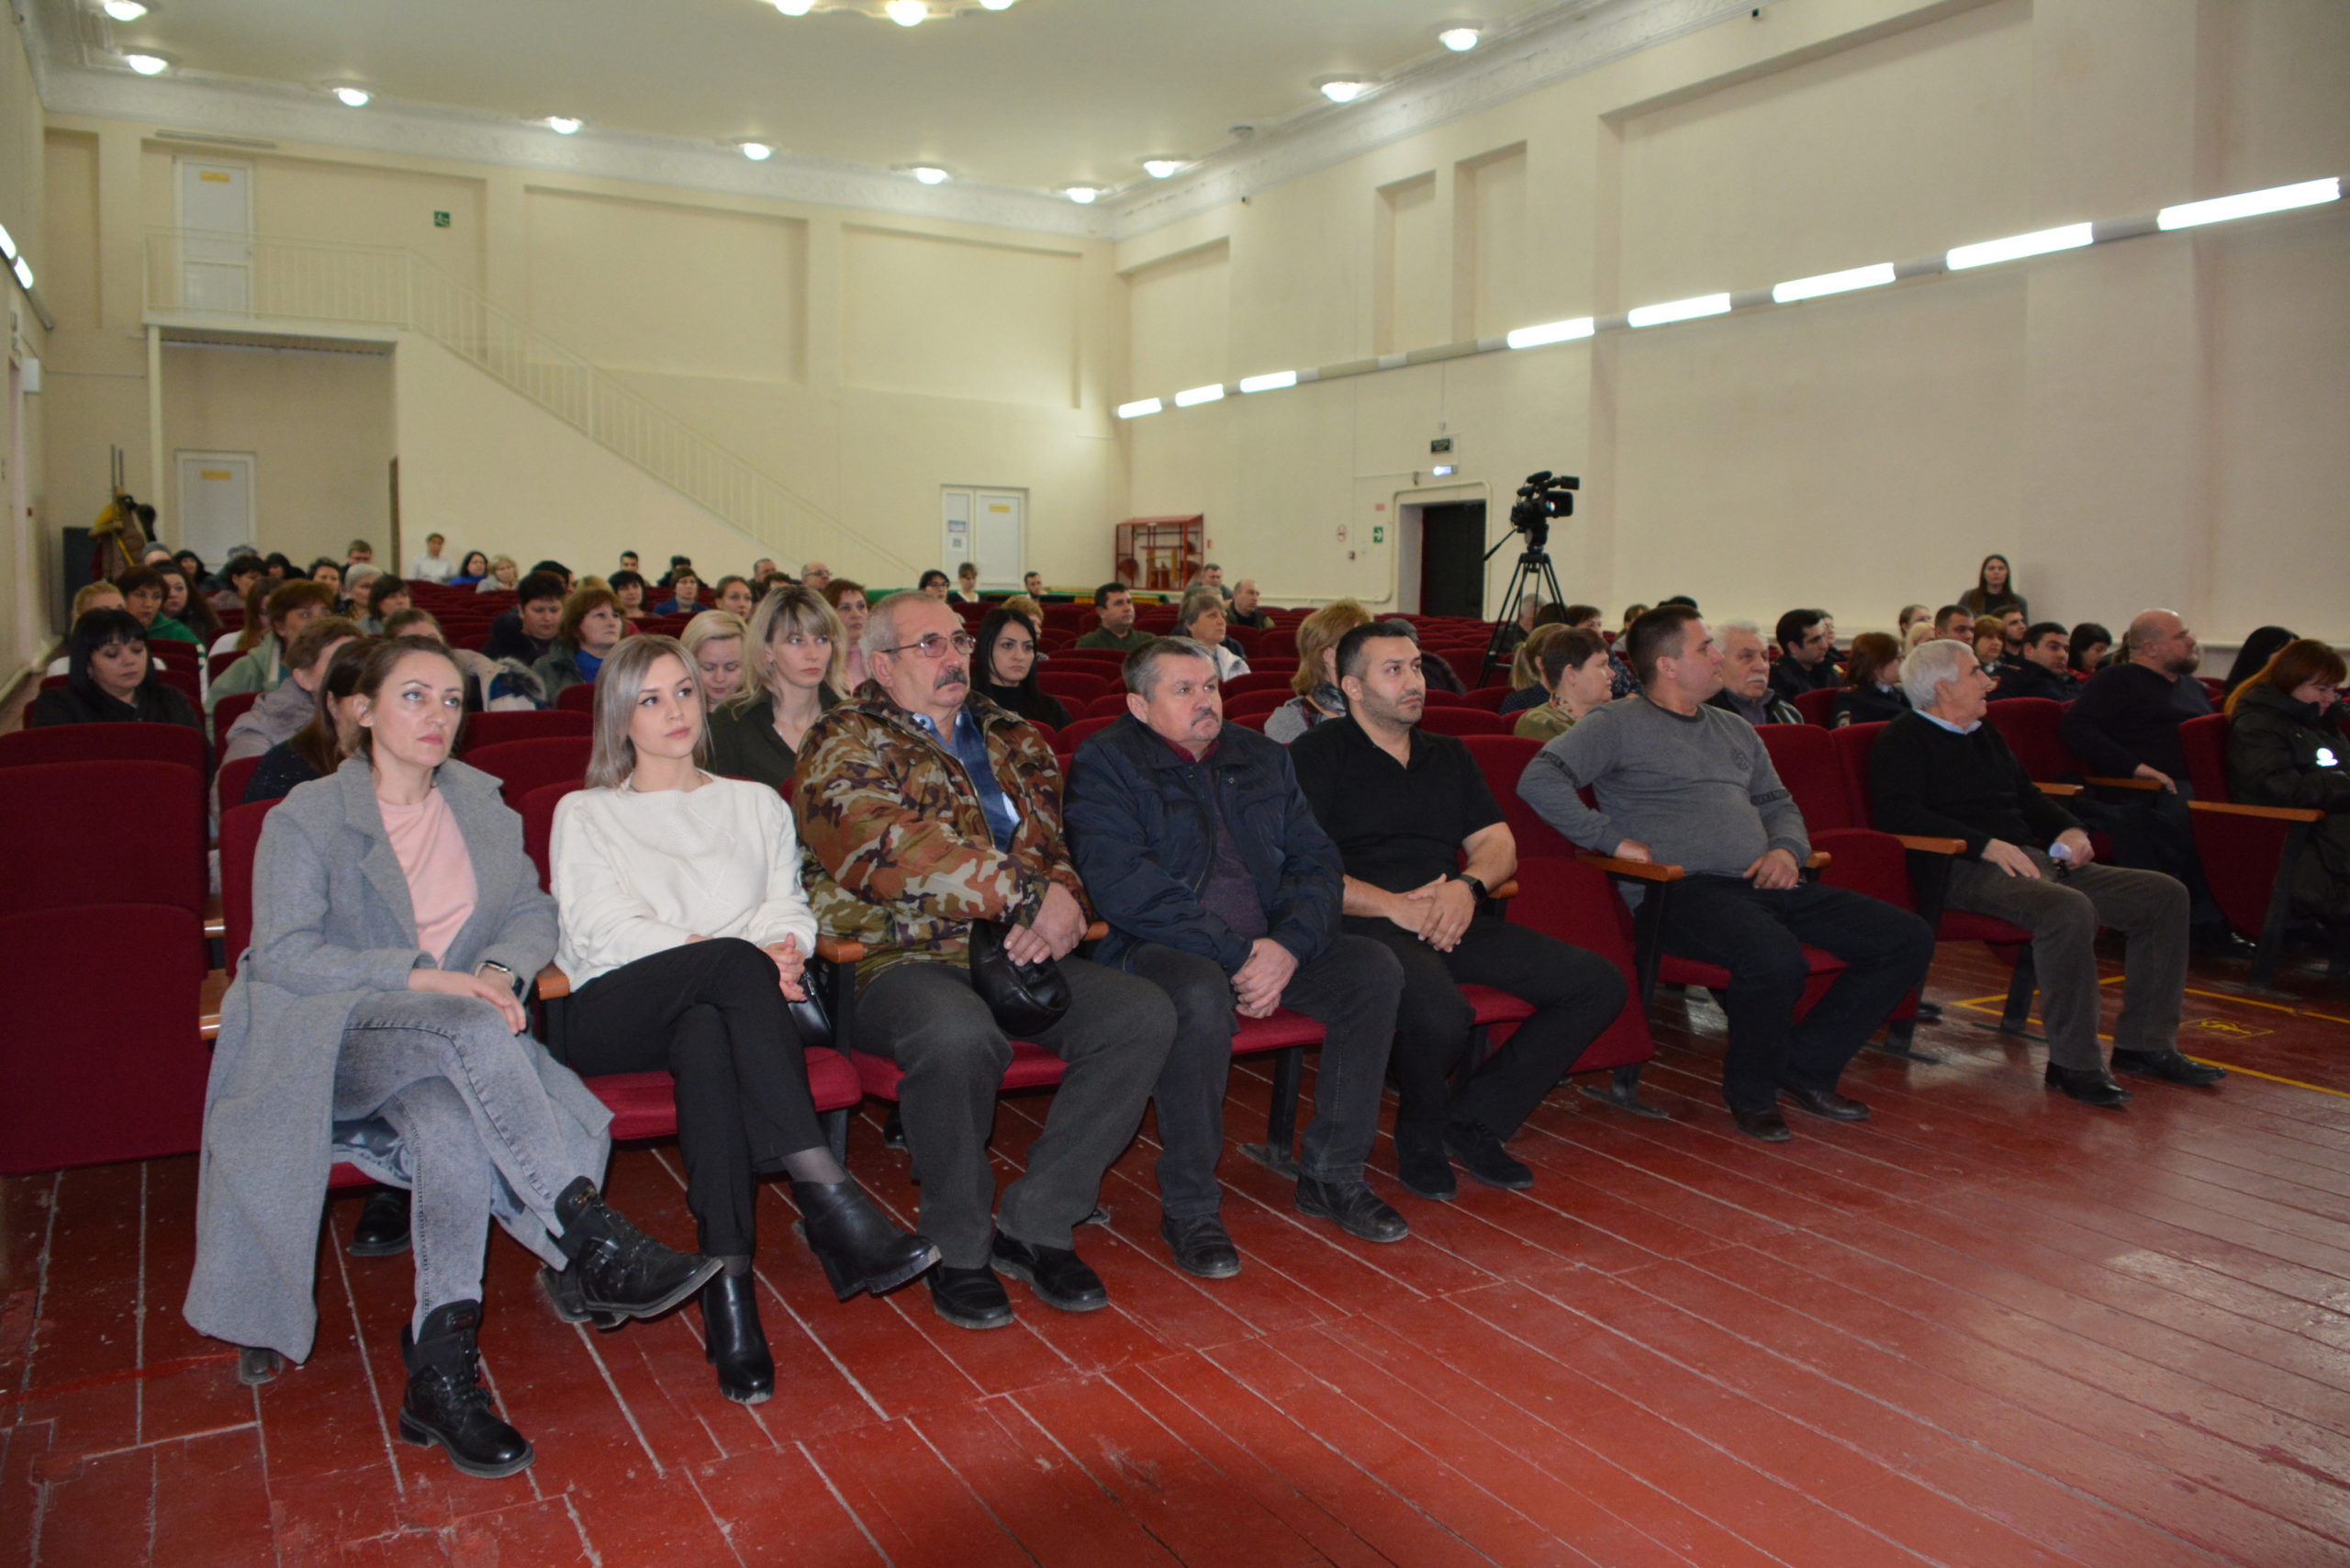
183, 756, 610, 1363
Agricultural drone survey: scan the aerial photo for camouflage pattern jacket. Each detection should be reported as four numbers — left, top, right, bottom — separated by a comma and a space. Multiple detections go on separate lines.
795, 688, 1089, 989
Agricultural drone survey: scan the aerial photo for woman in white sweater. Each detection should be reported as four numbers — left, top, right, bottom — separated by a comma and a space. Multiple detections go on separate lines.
549, 635, 937, 1406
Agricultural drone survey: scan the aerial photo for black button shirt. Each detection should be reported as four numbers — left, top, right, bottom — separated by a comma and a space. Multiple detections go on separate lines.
1289, 715, 1502, 893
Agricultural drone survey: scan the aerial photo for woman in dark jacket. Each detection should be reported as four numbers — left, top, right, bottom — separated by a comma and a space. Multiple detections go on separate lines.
1957, 554, 2028, 620
1831, 632, 1912, 727
244, 638, 375, 804
2225, 638, 2350, 924
2221, 625, 2297, 700
973, 606, 1071, 729
707, 586, 844, 789
31, 609, 210, 764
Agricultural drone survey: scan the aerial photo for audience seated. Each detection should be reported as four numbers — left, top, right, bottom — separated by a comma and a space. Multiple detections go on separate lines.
1971, 617, 2011, 687
212, 553, 266, 615
821, 578, 871, 691
1066, 638, 1409, 1265
485, 574, 567, 666
161, 564, 223, 649
2225, 638, 2350, 926
1265, 599, 1372, 744
1958, 553, 2028, 619
1177, 590, 1251, 684
222, 616, 363, 768
475, 554, 520, 594
185, 635, 721, 1480
408, 532, 456, 584
706, 586, 845, 790
1519, 606, 1933, 1142
1870, 639, 2219, 1105
1707, 621, 1803, 727
1514, 628, 1612, 743
917, 568, 952, 599
308, 559, 347, 609
550, 635, 935, 1405
1995, 621, 2083, 702
800, 562, 834, 594
1228, 578, 1272, 631
2068, 621, 2111, 678
607, 571, 648, 621
1897, 603, 1931, 641
948, 563, 984, 603
1291, 622, 1626, 1196
360, 575, 412, 635
1500, 624, 1567, 716
654, 569, 705, 618
1387, 619, 1466, 695
243, 637, 375, 804
973, 606, 1070, 728
46, 583, 128, 675
1932, 604, 1975, 641
116, 565, 197, 647
2221, 626, 2298, 700
1830, 632, 1910, 727
1769, 609, 1841, 701
531, 587, 625, 704
31, 609, 210, 759
795, 591, 1174, 1330
450, 550, 491, 587
1076, 582, 1153, 653
680, 610, 750, 708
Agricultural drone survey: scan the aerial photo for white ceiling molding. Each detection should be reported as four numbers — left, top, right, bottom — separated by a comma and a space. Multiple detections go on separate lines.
24, 0, 1770, 243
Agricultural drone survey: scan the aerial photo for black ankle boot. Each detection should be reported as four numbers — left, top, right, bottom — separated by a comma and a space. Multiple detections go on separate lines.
699, 1268, 776, 1406
349, 1186, 412, 1258
791, 1177, 941, 1301
553, 1177, 724, 1324
397, 1301, 533, 1478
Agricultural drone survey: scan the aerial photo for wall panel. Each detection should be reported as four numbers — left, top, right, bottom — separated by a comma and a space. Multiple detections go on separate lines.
840, 227, 1080, 409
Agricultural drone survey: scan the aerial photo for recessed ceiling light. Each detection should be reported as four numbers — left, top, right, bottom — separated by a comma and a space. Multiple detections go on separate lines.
885, 0, 927, 25
122, 50, 171, 75
101, 0, 151, 20
978, 0, 1016, 9
772, 0, 815, 12
1141, 158, 1186, 179
902, 164, 950, 185
1062, 185, 1103, 205
543, 116, 583, 135
330, 85, 372, 107
738, 140, 775, 161
1438, 25, 1483, 51
1315, 76, 1373, 104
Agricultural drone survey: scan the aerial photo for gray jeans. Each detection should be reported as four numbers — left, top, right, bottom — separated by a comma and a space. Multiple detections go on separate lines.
1942, 852, 2188, 1070
858, 957, 1174, 1268
333, 991, 611, 1319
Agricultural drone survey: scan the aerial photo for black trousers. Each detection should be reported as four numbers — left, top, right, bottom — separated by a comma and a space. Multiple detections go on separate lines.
559, 938, 824, 1256
1343, 913, 1628, 1146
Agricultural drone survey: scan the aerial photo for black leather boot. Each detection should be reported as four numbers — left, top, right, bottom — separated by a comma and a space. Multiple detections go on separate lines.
553, 1177, 723, 1324
349, 1186, 412, 1258
699, 1266, 776, 1406
792, 1177, 941, 1300
397, 1301, 533, 1478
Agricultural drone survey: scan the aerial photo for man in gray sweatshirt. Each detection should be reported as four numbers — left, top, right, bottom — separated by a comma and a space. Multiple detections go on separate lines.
1517, 605, 1934, 1142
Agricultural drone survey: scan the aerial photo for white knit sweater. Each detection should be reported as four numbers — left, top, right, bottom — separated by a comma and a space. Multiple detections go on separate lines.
550, 774, 818, 989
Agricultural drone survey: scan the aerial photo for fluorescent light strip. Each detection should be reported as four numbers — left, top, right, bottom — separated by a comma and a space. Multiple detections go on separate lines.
10, 257, 30, 290
1505, 317, 1594, 350
1237, 371, 1297, 394
1946, 222, 2092, 270
1772, 263, 1896, 304
2159, 176, 2340, 230
0, 224, 16, 261
1116, 398, 1162, 420
1173, 383, 1225, 407
1627, 293, 1730, 329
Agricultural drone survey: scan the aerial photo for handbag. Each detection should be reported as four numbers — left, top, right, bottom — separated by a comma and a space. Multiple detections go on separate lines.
965, 917, 1072, 1037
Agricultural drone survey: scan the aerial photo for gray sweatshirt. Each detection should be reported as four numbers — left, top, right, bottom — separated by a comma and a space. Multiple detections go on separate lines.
1517, 696, 1810, 876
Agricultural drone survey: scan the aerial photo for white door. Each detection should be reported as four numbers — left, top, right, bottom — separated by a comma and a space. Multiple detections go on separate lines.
176, 451, 256, 563
942, 487, 1025, 589
176, 160, 253, 315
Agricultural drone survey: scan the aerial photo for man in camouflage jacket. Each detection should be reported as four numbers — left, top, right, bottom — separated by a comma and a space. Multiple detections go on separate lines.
795, 592, 1175, 1331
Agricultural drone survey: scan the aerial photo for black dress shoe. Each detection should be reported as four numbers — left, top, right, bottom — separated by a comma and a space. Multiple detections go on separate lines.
1913, 1001, 1944, 1022
699, 1270, 775, 1406
2192, 925, 2256, 958
349, 1186, 412, 1258
926, 1263, 1013, 1330
1443, 1121, 1535, 1189
990, 1234, 1109, 1313
1730, 1107, 1792, 1142
2110, 1048, 2228, 1086
1393, 1136, 1456, 1201
2045, 1063, 2132, 1108
397, 1301, 533, 1479
554, 1178, 724, 1326
1160, 1215, 1241, 1279
1781, 1087, 1871, 1122
792, 1177, 941, 1300
1295, 1177, 1409, 1242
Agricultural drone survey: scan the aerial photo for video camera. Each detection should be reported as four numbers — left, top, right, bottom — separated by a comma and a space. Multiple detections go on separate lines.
1508, 472, 1579, 551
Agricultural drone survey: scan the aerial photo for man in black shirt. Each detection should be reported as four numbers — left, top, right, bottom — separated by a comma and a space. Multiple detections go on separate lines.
1872, 641, 2221, 1102
483, 572, 565, 666
1992, 622, 2082, 703
1768, 609, 1840, 702
1290, 622, 1627, 1199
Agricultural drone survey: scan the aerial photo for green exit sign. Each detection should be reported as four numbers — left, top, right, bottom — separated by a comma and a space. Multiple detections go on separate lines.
1372, 525, 1385, 544
432, 211, 451, 228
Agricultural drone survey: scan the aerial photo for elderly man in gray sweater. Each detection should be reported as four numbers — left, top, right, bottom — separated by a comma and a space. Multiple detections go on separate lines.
1518, 605, 1934, 1142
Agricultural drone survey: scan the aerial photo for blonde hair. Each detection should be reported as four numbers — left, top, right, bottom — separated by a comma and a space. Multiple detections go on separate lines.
1001, 593, 1044, 624
1511, 622, 1569, 691
72, 582, 125, 618
1292, 598, 1372, 698
584, 636, 709, 790
735, 585, 845, 705
680, 609, 749, 664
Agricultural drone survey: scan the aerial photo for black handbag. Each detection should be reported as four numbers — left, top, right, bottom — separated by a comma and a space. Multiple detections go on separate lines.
966, 917, 1072, 1037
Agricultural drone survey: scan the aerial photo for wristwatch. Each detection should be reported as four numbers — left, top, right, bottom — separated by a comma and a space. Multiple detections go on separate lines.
476, 958, 519, 995
1451, 873, 1489, 902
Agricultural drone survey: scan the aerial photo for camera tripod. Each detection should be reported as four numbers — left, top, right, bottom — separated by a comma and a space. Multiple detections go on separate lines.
1477, 538, 1566, 686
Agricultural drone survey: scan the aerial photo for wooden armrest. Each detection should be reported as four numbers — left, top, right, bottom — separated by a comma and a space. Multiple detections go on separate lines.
534, 964, 571, 1001
1086, 920, 1109, 941
2187, 799, 2325, 824
201, 1014, 220, 1041
1890, 834, 1966, 856
1491, 879, 1519, 901
816, 935, 867, 965
1805, 851, 1831, 870
1576, 852, 1685, 883
2036, 781, 2083, 798
2082, 775, 2161, 791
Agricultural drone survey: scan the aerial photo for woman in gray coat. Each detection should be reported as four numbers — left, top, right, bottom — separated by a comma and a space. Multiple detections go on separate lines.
184, 636, 722, 1480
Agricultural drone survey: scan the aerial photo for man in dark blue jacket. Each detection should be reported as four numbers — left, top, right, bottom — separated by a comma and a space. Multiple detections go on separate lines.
1068, 638, 1410, 1277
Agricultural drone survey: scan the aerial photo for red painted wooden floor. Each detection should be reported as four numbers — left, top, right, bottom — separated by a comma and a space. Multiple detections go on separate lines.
6, 939, 2350, 1566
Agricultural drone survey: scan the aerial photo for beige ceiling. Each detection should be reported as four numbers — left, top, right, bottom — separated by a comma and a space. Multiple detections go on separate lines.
85, 0, 1567, 194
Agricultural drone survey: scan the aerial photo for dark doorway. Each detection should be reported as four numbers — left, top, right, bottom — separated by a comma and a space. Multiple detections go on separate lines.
1417, 502, 1488, 620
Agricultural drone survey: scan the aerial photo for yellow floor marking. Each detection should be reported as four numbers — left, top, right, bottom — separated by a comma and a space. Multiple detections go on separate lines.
2180, 1060, 2350, 1100
1937, 980, 2350, 1097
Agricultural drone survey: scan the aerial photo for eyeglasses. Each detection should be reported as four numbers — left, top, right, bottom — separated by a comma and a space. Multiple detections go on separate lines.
878, 632, 977, 659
